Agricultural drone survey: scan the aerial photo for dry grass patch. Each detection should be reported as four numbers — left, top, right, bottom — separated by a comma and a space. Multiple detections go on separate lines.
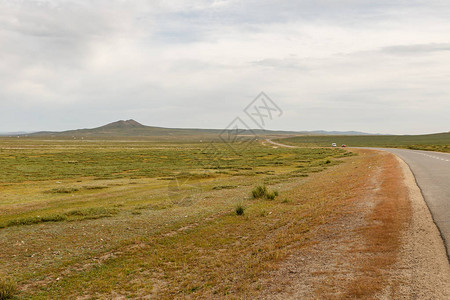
255, 150, 414, 299
344, 152, 411, 298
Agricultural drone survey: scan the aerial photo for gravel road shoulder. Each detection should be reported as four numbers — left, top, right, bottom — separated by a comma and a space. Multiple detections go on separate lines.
390, 156, 450, 298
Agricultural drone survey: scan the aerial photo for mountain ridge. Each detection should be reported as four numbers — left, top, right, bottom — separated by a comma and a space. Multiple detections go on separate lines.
98, 119, 146, 129
7, 119, 386, 139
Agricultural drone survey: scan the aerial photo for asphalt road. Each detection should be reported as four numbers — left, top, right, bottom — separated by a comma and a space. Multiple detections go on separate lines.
364, 148, 450, 257
264, 140, 450, 257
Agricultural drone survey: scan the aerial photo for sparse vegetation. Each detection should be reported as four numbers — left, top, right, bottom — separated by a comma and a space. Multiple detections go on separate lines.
0, 138, 352, 298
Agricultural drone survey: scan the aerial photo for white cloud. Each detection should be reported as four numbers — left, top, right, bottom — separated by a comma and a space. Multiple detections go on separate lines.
0, 0, 449, 134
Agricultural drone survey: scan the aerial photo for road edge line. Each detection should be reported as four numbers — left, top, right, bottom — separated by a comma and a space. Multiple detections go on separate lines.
393, 155, 450, 262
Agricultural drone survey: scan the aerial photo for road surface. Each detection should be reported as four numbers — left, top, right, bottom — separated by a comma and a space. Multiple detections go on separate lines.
264, 140, 450, 257
360, 148, 450, 258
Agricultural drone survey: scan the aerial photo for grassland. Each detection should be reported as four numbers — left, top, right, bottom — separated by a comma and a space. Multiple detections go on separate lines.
0, 137, 357, 298
276, 132, 450, 153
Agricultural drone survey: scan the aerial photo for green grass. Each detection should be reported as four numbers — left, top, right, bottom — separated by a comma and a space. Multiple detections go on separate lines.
0, 278, 17, 300
64, 207, 119, 220
5, 214, 66, 227
276, 132, 450, 152
0, 138, 350, 183
0, 138, 355, 298
1, 207, 120, 228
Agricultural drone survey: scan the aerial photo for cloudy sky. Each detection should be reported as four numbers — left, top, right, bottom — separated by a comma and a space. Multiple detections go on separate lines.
1, 0, 449, 134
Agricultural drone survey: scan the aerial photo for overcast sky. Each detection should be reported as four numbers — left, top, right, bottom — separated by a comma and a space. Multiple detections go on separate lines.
1, 0, 449, 134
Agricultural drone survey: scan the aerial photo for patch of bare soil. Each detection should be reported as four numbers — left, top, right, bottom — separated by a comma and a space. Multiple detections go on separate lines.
257, 150, 449, 299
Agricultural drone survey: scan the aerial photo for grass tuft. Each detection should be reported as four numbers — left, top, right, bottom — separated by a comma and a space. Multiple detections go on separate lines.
252, 185, 268, 198
265, 191, 277, 200
0, 278, 17, 300
235, 204, 245, 215
251, 185, 279, 200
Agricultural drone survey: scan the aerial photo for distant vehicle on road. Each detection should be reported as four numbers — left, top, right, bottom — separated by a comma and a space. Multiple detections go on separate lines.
332, 143, 337, 147
341, 144, 347, 147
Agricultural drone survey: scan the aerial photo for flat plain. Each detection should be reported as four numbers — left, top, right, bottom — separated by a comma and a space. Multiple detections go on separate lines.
0, 138, 352, 298
1, 134, 447, 299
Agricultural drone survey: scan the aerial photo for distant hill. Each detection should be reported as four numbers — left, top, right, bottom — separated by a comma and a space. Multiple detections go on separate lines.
19, 119, 376, 139
97, 119, 146, 129
28, 120, 242, 138
306, 130, 375, 135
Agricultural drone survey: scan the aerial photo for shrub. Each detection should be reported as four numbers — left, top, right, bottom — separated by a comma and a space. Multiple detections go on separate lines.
252, 185, 268, 198
325, 160, 331, 164
251, 185, 279, 200
235, 204, 245, 215
0, 278, 17, 300
265, 191, 277, 200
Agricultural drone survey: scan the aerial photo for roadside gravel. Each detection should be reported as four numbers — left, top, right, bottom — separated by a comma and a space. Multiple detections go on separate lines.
389, 156, 450, 299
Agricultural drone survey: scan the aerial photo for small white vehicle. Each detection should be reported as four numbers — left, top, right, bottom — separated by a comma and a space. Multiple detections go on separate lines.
332, 143, 337, 147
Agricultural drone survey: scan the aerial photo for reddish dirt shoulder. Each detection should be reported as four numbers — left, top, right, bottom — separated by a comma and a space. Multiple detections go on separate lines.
258, 149, 449, 299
